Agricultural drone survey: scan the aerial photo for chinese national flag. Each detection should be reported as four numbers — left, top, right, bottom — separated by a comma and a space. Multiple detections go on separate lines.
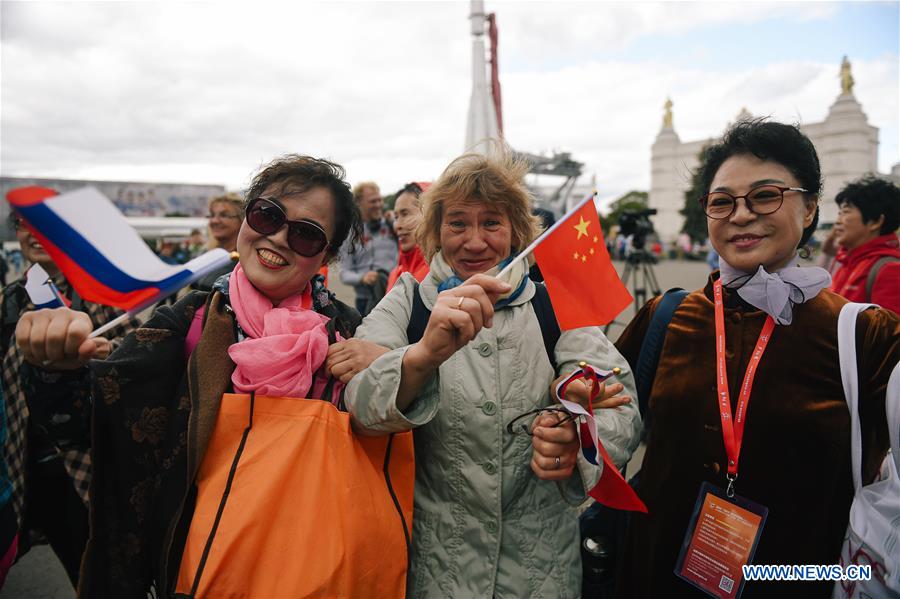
532, 198, 631, 329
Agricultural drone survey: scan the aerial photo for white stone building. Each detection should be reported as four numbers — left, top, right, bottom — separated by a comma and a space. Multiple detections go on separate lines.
649, 58, 890, 243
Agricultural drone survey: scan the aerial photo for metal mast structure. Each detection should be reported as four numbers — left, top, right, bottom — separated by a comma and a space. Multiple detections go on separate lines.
465, 0, 500, 154
464, 1, 583, 215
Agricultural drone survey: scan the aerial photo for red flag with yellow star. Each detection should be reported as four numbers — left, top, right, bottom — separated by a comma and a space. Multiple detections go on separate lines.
531, 197, 632, 329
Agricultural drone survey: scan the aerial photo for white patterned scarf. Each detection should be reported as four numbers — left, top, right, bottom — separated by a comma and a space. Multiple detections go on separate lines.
718, 255, 832, 325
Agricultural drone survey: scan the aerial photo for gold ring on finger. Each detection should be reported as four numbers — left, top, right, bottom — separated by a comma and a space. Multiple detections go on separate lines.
456, 297, 465, 309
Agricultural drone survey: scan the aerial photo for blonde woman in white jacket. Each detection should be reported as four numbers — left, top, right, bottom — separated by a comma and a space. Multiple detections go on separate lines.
330, 149, 641, 598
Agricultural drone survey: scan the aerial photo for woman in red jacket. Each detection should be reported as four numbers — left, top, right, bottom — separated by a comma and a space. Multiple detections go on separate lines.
386, 182, 430, 291
829, 175, 900, 313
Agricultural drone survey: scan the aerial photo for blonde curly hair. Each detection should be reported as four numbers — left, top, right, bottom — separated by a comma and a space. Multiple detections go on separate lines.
417, 148, 541, 261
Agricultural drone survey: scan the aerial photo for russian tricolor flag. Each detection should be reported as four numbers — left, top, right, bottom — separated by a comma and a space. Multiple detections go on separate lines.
555, 365, 648, 513
7, 186, 232, 311
23, 263, 70, 309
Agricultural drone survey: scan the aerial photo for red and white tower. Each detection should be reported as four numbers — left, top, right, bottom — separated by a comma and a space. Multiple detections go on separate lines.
465, 0, 501, 154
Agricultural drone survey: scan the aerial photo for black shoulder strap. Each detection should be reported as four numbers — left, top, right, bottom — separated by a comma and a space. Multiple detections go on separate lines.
405, 281, 561, 370
865, 256, 900, 302
530, 283, 561, 372
635, 288, 688, 421
406, 283, 430, 345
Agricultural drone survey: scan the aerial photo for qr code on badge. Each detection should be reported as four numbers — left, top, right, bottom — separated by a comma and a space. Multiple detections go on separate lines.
719, 575, 735, 593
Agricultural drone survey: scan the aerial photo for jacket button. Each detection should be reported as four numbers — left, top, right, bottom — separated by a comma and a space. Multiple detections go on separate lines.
731, 313, 742, 323
483, 462, 497, 475
477, 342, 493, 357
482, 401, 497, 416
486, 521, 498, 534
705, 462, 721, 475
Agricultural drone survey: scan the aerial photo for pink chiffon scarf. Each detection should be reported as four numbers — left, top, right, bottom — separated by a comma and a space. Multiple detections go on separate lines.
227, 264, 343, 401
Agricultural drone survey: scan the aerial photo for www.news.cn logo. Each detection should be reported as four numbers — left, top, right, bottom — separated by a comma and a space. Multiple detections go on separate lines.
742, 564, 872, 582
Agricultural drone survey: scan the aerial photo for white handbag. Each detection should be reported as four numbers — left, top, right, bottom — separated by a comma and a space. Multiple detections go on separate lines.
833, 302, 900, 598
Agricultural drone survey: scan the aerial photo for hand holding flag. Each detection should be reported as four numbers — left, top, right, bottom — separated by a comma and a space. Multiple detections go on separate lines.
16, 306, 113, 370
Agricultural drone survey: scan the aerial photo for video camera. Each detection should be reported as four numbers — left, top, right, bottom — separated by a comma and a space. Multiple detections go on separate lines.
617, 208, 657, 250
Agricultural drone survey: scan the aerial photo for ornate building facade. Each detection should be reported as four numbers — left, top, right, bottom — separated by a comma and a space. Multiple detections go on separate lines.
649, 57, 889, 243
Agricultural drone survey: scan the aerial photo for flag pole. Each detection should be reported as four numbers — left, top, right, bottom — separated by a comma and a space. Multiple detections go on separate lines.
90, 310, 133, 338
496, 192, 597, 280
46, 280, 67, 307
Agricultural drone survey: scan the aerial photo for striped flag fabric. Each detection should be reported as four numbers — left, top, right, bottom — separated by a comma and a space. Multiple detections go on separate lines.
7, 186, 232, 311
555, 363, 647, 513
23, 263, 69, 309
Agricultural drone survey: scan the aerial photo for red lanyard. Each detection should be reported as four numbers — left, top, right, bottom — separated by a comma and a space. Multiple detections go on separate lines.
713, 279, 776, 497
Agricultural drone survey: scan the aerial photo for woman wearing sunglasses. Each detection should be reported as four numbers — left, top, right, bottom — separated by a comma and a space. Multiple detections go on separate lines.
14, 155, 366, 597
340, 148, 640, 598
613, 120, 899, 598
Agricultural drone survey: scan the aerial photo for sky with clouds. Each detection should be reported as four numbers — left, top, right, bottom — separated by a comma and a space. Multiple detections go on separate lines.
2, 1, 898, 209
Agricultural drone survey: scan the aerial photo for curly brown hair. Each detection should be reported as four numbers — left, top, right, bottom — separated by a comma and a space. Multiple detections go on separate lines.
245, 155, 362, 260
417, 149, 541, 261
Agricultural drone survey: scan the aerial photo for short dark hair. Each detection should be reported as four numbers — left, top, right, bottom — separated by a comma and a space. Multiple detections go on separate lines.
699, 118, 822, 248
532, 207, 556, 231
835, 175, 900, 235
395, 182, 425, 198
245, 155, 362, 260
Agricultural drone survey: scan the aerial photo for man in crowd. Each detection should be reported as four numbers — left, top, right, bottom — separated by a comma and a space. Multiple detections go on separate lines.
828, 175, 900, 312
339, 182, 398, 315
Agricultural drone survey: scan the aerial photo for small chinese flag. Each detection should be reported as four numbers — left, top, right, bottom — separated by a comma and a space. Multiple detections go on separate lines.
532, 198, 632, 329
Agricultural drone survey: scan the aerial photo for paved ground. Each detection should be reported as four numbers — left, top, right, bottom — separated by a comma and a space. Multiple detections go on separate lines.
1, 545, 73, 598
1, 258, 710, 597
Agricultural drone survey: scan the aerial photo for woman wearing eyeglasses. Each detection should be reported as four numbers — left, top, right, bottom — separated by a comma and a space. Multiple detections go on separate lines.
342, 149, 640, 598
14, 156, 367, 597
613, 120, 899, 598
191, 193, 245, 292
205, 192, 244, 252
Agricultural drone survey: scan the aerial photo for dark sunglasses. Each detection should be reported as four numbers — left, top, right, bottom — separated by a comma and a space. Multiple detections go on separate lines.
246, 197, 329, 257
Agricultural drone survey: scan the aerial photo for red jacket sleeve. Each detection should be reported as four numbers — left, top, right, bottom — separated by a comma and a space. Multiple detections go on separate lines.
870, 262, 900, 315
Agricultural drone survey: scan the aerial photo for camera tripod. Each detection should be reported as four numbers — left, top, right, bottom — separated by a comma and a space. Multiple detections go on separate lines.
605, 248, 661, 334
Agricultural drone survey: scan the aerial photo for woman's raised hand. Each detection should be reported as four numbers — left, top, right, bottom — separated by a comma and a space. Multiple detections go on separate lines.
405, 274, 511, 370
15, 307, 110, 370
326, 338, 390, 384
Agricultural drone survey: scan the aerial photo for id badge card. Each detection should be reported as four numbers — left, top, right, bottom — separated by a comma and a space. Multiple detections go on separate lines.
674, 482, 768, 599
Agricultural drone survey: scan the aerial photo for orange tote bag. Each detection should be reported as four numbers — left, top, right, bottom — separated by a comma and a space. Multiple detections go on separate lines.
175, 393, 414, 598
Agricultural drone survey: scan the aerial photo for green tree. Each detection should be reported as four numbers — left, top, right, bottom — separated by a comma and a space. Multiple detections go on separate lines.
382, 192, 398, 211
680, 150, 709, 243
601, 190, 648, 237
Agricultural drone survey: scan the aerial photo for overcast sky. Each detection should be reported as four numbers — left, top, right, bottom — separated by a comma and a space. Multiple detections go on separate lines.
2, 1, 898, 209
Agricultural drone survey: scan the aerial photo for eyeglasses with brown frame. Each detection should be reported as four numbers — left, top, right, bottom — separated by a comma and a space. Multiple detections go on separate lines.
699, 184, 808, 220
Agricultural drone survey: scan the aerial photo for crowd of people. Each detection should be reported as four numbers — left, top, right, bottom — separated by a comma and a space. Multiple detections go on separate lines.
0, 118, 898, 598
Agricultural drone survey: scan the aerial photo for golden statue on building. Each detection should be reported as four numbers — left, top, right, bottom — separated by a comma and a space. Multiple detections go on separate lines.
840, 56, 854, 95
663, 97, 673, 128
